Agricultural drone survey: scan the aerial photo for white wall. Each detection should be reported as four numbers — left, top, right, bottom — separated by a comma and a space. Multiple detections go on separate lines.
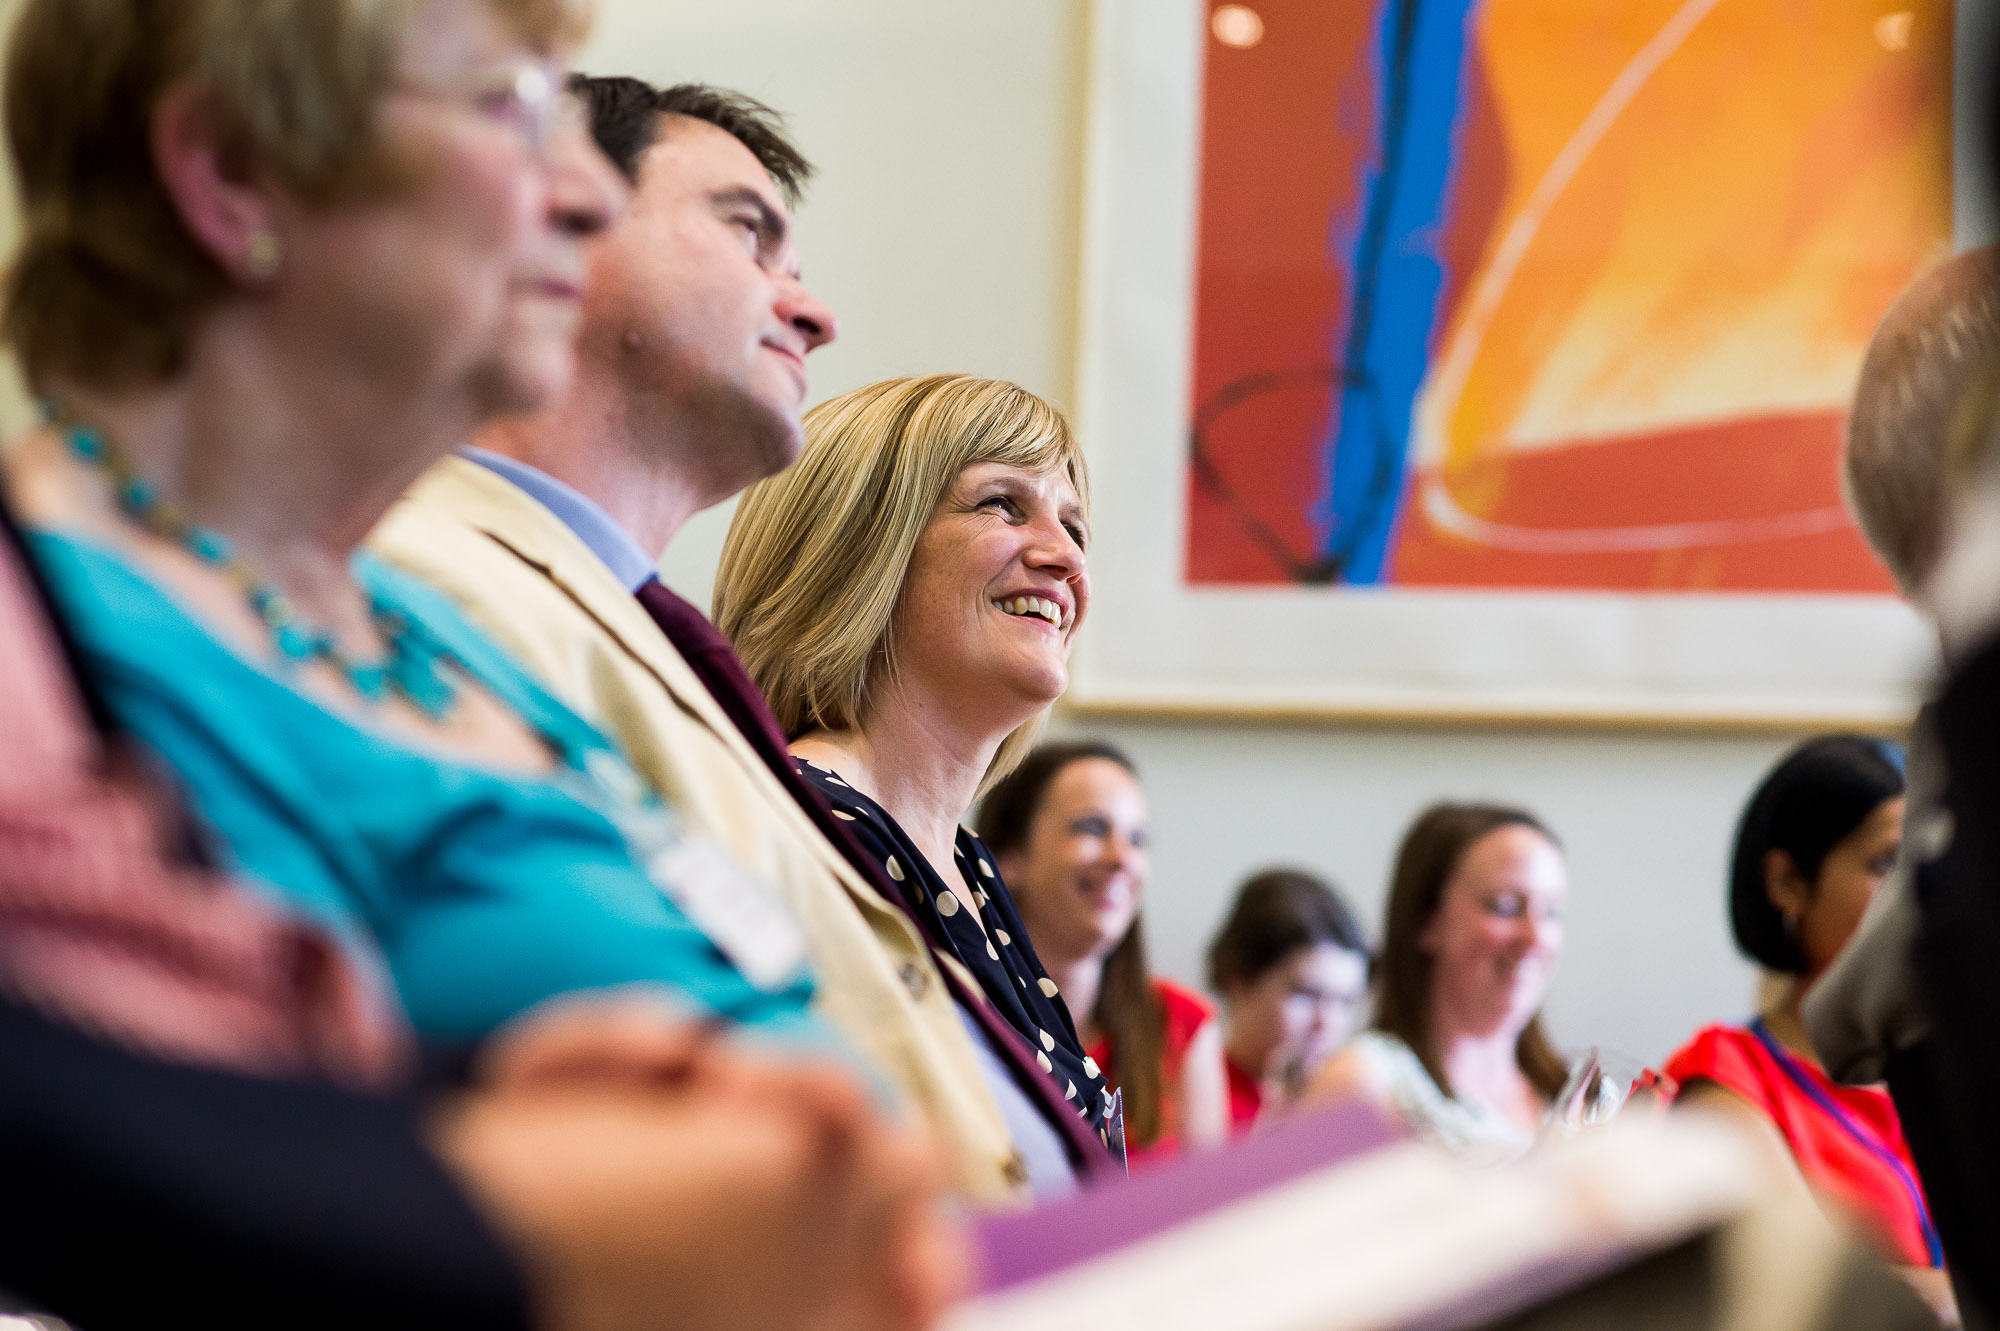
584, 0, 1828, 1066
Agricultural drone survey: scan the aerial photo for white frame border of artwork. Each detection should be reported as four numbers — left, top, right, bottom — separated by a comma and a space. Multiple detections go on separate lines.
1063, 0, 1987, 729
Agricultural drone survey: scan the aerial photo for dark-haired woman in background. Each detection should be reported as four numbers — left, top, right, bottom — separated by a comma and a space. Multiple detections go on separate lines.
1664, 735, 1945, 1286
1207, 868, 1372, 1134
1309, 803, 1569, 1160
980, 741, 1227, 1165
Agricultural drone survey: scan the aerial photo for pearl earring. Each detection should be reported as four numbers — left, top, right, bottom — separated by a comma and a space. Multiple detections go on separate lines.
245, 230, 281, 280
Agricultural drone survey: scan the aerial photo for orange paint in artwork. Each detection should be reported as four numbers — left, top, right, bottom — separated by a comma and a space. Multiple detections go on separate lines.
1186, 0, 1379, 583
1422, 0, 1952, 500
1390, 411, 1897, 593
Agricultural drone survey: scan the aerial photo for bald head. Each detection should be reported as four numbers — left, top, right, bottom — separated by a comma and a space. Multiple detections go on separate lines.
1847, 246, 2000, 596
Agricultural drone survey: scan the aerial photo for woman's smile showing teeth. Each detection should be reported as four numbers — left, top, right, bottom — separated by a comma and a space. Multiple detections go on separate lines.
996, 594, 1064, 628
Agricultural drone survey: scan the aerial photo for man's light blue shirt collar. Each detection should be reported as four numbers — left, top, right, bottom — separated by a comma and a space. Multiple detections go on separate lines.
461, 447, 658, 594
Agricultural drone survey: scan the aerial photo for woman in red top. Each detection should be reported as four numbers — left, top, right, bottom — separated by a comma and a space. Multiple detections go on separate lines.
1206, 868, 1372, 1133
1665, 735, 1946, 1297
979, 741, 1228, 1165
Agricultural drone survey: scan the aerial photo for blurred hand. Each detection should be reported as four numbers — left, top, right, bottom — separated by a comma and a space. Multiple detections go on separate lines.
477, 988, 726, 1094
436, 996, 965, 1331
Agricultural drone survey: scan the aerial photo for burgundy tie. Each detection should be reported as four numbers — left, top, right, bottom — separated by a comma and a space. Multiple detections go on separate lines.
634, 577, 1115, 1179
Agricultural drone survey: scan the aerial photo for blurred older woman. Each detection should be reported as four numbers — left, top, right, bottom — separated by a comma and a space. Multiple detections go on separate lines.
0, 3, 957, 1326
1310, 803, 1569, 1160
0, 0, 848, 1047
716, 374, 1119, 1181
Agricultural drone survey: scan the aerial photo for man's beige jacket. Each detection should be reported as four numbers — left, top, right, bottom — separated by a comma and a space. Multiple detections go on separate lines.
371, 456, 1026, 1203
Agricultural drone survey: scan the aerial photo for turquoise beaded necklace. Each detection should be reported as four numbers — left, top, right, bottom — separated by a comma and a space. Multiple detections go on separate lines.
58, 418, 460, 720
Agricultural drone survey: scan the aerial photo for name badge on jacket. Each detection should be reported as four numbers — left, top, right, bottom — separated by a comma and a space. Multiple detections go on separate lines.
647, 834, 812, 992
574, 749, 812, 993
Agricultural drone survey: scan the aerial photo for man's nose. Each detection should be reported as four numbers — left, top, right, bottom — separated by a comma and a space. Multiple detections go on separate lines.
547, 120, 627, 238
779, 277, 838, 352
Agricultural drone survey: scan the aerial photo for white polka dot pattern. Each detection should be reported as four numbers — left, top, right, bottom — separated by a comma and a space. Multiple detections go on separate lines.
789, 756, 1113, 1148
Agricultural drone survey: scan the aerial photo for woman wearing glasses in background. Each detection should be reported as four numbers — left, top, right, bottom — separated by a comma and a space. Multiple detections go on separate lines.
1207, 867, 1373, 1133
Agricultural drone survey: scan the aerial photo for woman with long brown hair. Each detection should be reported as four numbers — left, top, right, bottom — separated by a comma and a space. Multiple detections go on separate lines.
979, 740, 1228, 1165
1310, 803, 1570, 1159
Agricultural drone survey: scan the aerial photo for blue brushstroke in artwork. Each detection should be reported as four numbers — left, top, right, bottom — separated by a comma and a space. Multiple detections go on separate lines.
1315, 0, 1479, 585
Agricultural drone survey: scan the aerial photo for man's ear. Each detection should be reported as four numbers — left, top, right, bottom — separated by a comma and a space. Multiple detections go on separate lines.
149, 83, 283, 288
1763, 847, 1812, 926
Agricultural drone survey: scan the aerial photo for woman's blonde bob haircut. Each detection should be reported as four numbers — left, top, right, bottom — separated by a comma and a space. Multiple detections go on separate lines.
3, 0, 590, 393
715, 374, 1091, 792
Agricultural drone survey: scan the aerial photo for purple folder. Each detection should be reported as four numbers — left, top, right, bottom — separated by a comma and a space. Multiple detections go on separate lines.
974, 1100, 1402, 1293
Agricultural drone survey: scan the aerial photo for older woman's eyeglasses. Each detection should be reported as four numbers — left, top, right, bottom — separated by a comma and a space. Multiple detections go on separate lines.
402, 60, 587, 157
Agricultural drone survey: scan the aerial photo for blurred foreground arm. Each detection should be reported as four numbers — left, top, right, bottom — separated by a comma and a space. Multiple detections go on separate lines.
0, 995, 530, 1329
436, 993, 965, 1331
0, 988, 963, 1331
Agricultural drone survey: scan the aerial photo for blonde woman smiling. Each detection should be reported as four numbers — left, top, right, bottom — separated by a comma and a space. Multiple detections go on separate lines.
717, 375, 1119, 1184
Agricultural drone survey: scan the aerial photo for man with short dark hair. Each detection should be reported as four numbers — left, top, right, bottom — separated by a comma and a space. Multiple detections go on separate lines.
490, 78, 831, 550
371, 78, 1111, 1202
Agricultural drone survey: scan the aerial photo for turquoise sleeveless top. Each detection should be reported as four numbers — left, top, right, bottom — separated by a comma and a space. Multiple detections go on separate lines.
28, 530, 825, 1046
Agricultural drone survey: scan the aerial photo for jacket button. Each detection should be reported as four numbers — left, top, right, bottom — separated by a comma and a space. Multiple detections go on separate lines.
898, 960, 931, 999
1002, 1152, 1030, 1187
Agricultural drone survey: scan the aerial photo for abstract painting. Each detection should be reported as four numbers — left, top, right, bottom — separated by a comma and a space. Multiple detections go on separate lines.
1065, 0, 1947, 721
1186, 0, 1950, 595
